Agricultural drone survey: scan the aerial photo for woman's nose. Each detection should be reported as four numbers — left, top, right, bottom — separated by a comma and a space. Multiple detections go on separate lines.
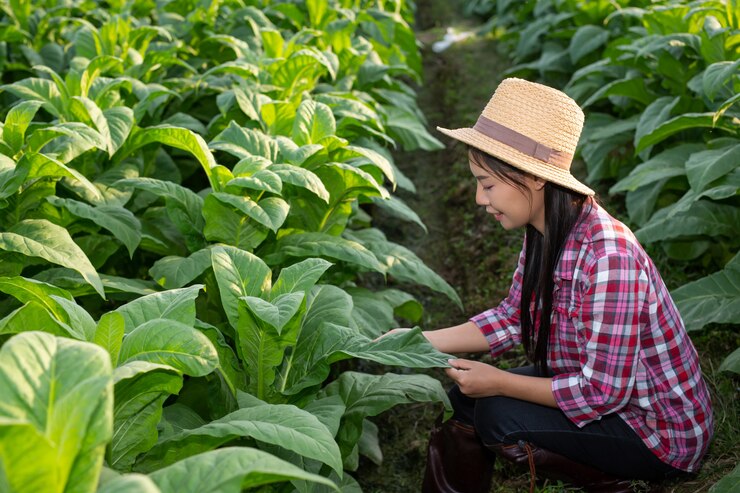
475, 183, 488, 206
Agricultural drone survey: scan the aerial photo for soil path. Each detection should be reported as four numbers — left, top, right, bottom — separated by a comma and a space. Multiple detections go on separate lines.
381, 0, 522, 329
355, 1, 527, 491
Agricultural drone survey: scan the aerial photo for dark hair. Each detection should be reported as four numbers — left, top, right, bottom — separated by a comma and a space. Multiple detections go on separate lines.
468, 147, 589, 376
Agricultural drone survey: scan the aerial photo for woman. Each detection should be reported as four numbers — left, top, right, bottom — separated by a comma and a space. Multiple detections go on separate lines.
402, 78, 713, 492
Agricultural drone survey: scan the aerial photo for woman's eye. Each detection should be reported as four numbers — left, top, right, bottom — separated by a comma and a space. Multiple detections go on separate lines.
483, 185, 493, 190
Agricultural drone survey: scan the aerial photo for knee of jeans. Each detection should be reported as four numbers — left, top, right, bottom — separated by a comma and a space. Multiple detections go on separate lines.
447, 385, 476, 425
473, 397, 510, 444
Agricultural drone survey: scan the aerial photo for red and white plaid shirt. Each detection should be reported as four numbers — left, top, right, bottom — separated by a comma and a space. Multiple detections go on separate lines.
471, 200, 713, 472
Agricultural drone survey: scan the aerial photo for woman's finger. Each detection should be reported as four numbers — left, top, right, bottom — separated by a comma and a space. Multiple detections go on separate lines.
448, 358, 470, 371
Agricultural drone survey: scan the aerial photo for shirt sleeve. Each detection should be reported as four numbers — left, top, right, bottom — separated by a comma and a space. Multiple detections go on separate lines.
551, 253, 647, 426
469, 245, 525, 358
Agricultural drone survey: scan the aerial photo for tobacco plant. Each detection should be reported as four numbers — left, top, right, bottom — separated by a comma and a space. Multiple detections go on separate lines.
0, 0, 458, 491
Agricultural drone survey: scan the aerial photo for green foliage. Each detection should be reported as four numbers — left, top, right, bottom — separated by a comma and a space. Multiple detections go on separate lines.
0, 0, 455, 491
0, 332, 113, 493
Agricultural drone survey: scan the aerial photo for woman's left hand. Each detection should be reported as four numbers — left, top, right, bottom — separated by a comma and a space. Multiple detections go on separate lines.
445, 359, 507, 398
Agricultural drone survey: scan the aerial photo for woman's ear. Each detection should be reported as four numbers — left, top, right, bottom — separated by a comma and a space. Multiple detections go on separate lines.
531, 176, 546, 191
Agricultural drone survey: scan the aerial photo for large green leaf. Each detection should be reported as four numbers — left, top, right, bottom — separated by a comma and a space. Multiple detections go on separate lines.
271, 50, 334, 91
210, 122, 279, 162
114, 285, 202, 333
635, 201, 740, 243
149, 248, 213, 289
335, 144, 397, 189
3, 100, 43, 154
121, 126, 218, 190
1, 78, 63, 117
271, 258, 332, 299
718, 347, 740, 375
708, 461, 740, 493
47, 196, 142, 257
227, 170, 283, 195
568, 25, 610, 64
195, 320, 247, 395
318, 371, 449, 467
609, 144, 703, 193
147, 447, 338, 493
20, 152, 104, 204
50, 295, 97, 341
265, 232, 385, 273
0, 219, 105, 298
115, 178, 205, 252
582, 77, 653, 108
370, 195, 427, 233
672, 252, 740, 331
633, 96, 680, 154
238, 297, 303, 400
270, 163, 330, 202
109, 362, 183, 472
136, 404, 342, 475
210, 193, 289, 232
348, 229, 462, 308
211, 246, 272, 329
202, 195, 269, 251
276, 285, 352, 394
97, 473, 161, 493
382, 106, 443, 151
349, 287, 396, 338
79, 55, 125, 98
0, 276, 73, 321
274, 138, 324, 166
0, 332, 113, 493
667, 169, 740, 218
0, 301, 72, 338
702, 60, 740, 101
118, 319, 219, 377
625, 181, 666, 226
69, 97, 134, 156
342, 328, 451, 368
283, 324, 451, 396
27, 123, 107, 162
0, 420, 57, 493
685, 142, 740, 193
241, 292, 305, 335
94, 312, 126, 367
635, 113, 735, 153
292, 99, 336, 146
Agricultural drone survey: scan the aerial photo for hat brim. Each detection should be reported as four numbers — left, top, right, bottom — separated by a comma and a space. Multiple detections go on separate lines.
437, 126, 595, 197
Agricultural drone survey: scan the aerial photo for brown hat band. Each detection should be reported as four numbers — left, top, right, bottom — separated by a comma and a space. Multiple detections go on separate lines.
473, 115, 572, 169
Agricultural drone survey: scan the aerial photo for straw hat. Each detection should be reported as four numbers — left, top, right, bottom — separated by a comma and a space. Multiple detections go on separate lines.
437, 78, 595, 196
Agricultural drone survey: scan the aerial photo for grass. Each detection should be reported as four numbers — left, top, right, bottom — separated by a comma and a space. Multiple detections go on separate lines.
354, 0, 739, 491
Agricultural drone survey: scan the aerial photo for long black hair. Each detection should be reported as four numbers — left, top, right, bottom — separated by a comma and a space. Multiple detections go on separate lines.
469, 147, 589, 376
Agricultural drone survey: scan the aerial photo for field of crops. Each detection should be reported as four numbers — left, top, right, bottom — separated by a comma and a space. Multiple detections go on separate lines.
0, 0, 737, 492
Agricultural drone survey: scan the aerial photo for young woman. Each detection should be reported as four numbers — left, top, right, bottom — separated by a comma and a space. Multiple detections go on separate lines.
400, 78, 714, 492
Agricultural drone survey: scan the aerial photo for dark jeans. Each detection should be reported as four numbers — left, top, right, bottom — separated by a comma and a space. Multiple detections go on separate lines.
448, 366, 684, 481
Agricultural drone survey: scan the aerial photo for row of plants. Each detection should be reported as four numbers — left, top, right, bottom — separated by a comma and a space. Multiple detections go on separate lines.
464, 0, 739, 488
0, 0, 457, 491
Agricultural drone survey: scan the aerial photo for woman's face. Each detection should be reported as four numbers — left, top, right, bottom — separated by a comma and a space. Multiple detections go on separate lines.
469, 160, 546, 233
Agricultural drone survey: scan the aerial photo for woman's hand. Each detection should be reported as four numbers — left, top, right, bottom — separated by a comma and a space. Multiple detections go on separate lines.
375, 322, 490, 354
446, 359, 559, 407
445, 359, 507, 398
373, 328, 415, 341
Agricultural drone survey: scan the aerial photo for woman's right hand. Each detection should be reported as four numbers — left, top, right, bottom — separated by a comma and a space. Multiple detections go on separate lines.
375, 322, 489, 354
373, 327, 415, 342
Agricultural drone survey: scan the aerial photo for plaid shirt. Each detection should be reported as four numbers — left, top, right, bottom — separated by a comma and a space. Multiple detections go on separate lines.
471, 201, 713, 472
